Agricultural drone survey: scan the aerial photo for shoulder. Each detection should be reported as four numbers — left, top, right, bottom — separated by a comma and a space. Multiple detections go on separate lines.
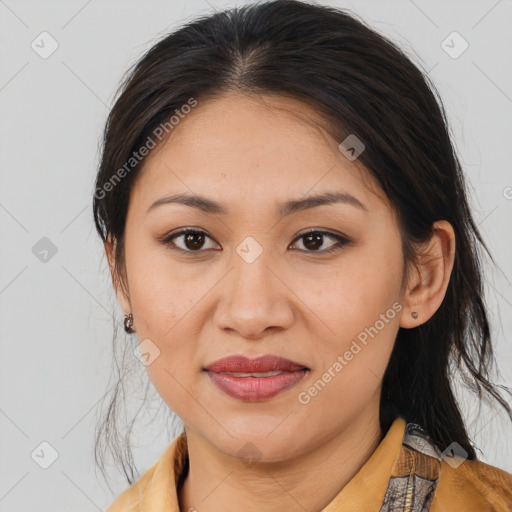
105, 464, 157, 512
104, 433, 187, 512
433, 457, 512, 512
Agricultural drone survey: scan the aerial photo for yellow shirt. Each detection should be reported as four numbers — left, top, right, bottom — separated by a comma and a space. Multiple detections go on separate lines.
106, 416, 512, 511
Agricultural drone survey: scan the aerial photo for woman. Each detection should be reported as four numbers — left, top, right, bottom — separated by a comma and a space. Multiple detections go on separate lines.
93, 1, 512, 510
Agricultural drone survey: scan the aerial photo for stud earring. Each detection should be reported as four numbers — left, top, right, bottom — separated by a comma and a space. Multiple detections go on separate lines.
124, 313, 134, 333
411, 311, 419, 319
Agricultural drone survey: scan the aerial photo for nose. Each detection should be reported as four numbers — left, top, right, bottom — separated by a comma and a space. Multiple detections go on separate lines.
213, 250, 295, 340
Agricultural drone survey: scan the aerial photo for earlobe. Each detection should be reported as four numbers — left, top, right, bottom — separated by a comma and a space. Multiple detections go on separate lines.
399, 220, 456, 329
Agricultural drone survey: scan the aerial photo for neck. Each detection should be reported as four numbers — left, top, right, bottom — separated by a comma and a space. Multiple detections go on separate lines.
178, 402, 385, 512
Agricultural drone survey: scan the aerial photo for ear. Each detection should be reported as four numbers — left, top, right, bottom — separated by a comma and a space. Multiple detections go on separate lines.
399, 220, 456, 328
104, 236, 132, 317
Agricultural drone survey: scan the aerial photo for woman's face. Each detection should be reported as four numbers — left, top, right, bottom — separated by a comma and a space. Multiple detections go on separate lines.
112, 92, 409, 461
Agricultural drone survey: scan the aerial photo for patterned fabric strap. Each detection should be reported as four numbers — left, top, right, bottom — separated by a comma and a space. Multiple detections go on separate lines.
379, 423, 443, 512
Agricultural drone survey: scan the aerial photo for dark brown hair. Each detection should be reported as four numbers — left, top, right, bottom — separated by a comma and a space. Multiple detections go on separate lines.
92, 0, 512, 486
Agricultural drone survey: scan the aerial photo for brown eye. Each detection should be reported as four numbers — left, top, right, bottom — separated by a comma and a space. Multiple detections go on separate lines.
290, 230, 350, 254
302, 232, 325, 251
182, 231, 206, 250
162, 228, 219, 252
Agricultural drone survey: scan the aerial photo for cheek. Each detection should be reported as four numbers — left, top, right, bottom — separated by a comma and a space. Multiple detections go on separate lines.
299, 245, 403, 346
125, 240, 203, 336
297, 271, 400, 422
295, 236, 403, 400
123, 238, 210, 386
128, 265, 204, 413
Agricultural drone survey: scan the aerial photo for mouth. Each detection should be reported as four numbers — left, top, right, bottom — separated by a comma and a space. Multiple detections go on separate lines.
203, 354, 310, 402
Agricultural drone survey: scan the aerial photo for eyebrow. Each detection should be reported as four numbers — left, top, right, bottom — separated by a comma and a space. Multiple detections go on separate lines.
146, 191, 368, 216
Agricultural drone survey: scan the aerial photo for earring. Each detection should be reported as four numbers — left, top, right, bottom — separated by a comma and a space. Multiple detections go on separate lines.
411, 311, 419, 319
124, 313, 134, 333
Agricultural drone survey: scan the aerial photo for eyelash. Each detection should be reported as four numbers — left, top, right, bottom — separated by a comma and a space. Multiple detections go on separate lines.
160, 228, 351, 256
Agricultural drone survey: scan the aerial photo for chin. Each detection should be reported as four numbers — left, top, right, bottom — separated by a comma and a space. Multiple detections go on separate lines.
210, 425, 304, 463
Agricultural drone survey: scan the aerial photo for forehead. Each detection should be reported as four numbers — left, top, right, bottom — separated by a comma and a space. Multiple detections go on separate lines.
131, 92, 388, 214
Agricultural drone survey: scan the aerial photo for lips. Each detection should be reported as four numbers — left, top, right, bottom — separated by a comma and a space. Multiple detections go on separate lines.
204, 354, 309, 373
203, 354, 310, 402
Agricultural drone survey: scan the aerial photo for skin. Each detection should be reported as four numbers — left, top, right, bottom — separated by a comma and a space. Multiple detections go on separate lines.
106, 92, 455, 512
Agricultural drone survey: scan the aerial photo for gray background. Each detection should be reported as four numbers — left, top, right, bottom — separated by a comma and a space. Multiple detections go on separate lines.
1, 0, 511, 510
